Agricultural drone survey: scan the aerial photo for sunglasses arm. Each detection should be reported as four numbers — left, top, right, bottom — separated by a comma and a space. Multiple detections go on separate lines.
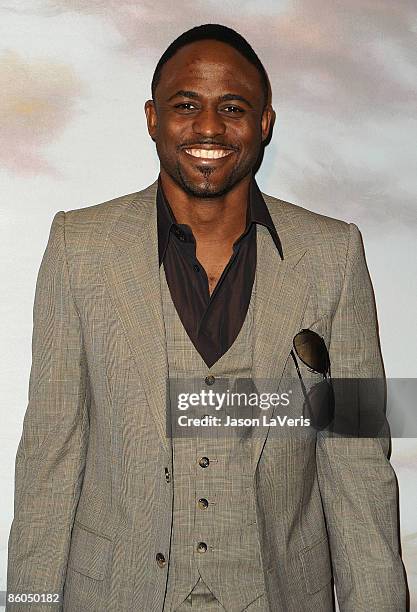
290, 349, 314, 419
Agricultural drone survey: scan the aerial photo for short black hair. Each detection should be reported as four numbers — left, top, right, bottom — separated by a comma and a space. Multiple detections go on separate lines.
151, 24, 269, 108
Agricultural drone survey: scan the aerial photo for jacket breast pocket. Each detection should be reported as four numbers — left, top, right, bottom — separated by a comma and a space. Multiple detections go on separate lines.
299, 535, 332, 594
67, 521, 113, 581
307, 314, 330, 338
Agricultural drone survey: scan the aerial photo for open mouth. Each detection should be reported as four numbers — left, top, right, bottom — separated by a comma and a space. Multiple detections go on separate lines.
183, 148, 234, 161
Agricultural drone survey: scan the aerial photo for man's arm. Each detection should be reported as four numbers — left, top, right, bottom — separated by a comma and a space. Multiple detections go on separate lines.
316, 223, 407, 611
6, 211, 90, 611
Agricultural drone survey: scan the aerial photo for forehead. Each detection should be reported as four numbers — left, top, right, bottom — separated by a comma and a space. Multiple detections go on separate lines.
157, 39, 263, 98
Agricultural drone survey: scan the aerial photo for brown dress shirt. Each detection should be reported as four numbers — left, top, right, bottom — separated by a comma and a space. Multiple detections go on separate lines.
157, 175, 282, 367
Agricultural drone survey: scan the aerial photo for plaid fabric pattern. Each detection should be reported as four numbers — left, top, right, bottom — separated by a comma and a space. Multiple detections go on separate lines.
6, 180, 406, 611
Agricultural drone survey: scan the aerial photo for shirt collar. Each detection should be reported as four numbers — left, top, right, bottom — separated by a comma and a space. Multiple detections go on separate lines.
156, 174, 283, 265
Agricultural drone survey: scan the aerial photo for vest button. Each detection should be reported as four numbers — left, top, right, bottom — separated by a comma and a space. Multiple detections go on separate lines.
197, 542, 207, 553
205, 375, 215, 386
198, 456, 210, 468
156, 552, 166, 567
198, 498, 209, 509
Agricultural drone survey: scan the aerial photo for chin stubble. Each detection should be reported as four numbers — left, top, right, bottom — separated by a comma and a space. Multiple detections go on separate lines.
176, 162, 240, 198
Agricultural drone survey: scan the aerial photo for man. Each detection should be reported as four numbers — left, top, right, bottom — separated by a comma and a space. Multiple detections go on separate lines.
7, 23, 407, 612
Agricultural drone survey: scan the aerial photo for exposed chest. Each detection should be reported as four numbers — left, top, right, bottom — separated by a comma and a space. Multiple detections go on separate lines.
193, 236, 233, 295
202, 255, 232, 296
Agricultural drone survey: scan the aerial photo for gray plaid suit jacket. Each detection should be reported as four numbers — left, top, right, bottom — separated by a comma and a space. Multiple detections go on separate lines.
7, 180, 407, 611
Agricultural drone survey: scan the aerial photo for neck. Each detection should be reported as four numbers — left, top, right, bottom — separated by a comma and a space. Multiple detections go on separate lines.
159, 169, 251, 246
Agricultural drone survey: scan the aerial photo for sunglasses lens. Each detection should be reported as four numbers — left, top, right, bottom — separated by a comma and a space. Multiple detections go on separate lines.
304, 380, 334, 430
294, 329, 329, 374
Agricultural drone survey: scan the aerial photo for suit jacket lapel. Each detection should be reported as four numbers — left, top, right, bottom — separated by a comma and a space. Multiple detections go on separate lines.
251, 211, 311, 471
102, 180, 171, 454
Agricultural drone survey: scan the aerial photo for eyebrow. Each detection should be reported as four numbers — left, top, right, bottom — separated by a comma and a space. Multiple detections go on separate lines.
167, 90, 254, 109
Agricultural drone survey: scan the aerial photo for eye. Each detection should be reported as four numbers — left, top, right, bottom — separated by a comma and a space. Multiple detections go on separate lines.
174, 102, 197, 111
222, 105, 244, 114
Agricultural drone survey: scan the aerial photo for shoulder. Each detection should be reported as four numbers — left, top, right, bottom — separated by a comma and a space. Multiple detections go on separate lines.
261, 191, 354, 259
63, 188, 148, 226
55, 180, 158, 245
262, 191, 351, 239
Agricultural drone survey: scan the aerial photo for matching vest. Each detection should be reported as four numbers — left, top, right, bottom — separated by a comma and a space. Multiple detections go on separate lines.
159, 263, 267, 612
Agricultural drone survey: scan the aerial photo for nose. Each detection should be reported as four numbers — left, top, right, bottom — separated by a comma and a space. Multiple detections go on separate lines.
192, 107, 226, 138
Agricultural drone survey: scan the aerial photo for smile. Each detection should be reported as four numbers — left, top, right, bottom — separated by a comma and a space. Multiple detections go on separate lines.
184, 148, 233, 159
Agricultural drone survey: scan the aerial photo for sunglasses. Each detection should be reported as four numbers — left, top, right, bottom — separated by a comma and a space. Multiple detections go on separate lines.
291, 329, 334, 430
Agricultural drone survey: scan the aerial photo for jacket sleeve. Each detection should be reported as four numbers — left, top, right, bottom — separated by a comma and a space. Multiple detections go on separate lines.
6, 211, 90, 611
315, 223, 407, 612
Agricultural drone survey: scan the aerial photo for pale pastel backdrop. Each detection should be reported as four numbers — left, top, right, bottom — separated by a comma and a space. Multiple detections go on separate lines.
1, 1, 416, 609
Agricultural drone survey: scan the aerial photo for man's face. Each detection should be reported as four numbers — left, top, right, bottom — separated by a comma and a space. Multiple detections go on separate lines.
145, 39, 273, 198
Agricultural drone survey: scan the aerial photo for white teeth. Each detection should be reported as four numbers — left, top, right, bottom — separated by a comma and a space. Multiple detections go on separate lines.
185, 148, 232, 159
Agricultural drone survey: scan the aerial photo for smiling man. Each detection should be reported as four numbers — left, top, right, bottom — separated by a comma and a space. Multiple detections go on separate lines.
7, 23, 406, 612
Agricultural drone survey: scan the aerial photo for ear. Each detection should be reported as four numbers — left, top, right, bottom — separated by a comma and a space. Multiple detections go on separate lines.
261, 104, 275, 142
144, 99, 157, 142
